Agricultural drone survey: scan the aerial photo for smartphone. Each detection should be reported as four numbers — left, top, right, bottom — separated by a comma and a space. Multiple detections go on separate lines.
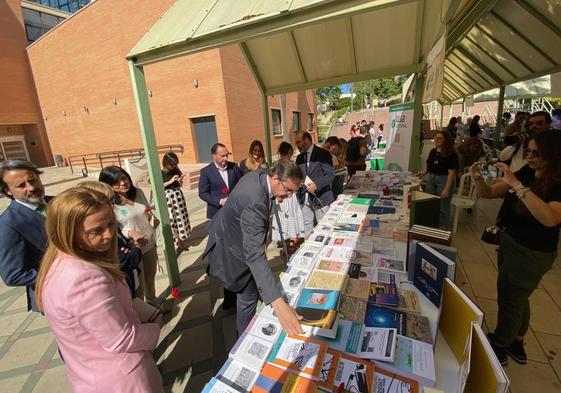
477, 159, 499, 177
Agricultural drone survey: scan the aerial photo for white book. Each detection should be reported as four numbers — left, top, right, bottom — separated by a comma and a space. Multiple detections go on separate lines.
374, 255, 407, 274
319, 246, 354, 263
289, 255, 316, 271
280, 272, 305, 293
202, 377, 242, 393
356, 327, 398, 362
246, 315, 283, 344
229, 332, 274, 371
216, 358, 260, 393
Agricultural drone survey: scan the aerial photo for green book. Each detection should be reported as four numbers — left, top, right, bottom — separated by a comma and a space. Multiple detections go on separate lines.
350, 197, 373, 206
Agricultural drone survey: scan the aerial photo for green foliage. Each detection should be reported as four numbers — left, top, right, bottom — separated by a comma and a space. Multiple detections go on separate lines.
353, 76, 407, 102
316, 85, 342, 104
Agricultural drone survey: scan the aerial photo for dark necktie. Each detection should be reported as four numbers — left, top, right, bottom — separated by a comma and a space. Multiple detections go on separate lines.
36, 202, 48, 218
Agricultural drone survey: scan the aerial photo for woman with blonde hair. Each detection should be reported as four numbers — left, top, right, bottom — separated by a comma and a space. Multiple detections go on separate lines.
240, 140, 268, 175
36, 188, 163, 392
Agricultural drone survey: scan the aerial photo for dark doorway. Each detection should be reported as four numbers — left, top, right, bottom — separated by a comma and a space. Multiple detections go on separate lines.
192, 116, 218, 163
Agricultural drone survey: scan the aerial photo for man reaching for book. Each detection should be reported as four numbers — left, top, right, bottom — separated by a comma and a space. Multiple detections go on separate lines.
204, 161, 305, 335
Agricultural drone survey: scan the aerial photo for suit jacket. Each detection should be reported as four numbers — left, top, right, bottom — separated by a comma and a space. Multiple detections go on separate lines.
296, 145, 335, 205
203, 169, 281, 305
198, 161, 243, 219
0, 198, 51, 311
42, 254, 163, 393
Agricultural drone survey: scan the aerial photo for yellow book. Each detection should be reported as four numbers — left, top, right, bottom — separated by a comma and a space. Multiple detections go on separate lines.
464, 323, 509, 393
438, 278, 483, 362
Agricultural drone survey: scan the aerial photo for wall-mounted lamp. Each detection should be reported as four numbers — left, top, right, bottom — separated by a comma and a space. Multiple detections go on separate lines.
147, 89, 153, 97
193, 79, 199, 88
62, 111, 67, 116
83, 106, 89, 114
112, 97, 118, 106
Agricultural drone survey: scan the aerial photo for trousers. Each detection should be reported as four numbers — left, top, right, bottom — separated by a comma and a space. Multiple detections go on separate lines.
424, 173, 453, 227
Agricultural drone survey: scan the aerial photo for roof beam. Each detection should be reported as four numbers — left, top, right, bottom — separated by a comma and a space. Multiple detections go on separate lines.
413, 0, 425, 62
463, 35, 516, 79
446, 63, 485, 91
446, 0, 499, 54
239, 42, 266, 93
288, 31, 308, 83
265, 63, 422, 95
345, 16, 358, 74
455, 45, 503, 86
443, 76, 467, 97
473, 25, 535, 74
489, 10, 557, 66
512, 0, 561, 40
448, 54, 493, 87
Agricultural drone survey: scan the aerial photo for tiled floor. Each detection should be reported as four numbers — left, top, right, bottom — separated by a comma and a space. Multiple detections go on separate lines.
1, 167, 561, 392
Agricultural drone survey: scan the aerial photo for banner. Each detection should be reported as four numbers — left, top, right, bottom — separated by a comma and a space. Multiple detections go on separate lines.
423, 33, 445, 103
385, 102, 415, 171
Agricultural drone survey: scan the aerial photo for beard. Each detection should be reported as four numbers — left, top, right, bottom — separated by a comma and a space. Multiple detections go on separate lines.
23, 191, 44, 204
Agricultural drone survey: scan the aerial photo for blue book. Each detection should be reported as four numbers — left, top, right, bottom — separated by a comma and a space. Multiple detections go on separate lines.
296, 288, 340, 310
413, 242, 455, 307
367, 205, 396, 215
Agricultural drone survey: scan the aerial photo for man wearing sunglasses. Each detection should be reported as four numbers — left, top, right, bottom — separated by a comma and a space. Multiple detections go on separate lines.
203, 161, 305, 335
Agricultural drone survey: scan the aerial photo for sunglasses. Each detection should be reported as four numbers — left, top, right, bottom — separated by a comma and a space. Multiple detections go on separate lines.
525, 149, 540, 157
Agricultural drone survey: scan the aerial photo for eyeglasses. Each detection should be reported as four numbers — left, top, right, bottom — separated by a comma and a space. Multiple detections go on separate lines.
279, 181, 298, 195
525, 149, 540, 157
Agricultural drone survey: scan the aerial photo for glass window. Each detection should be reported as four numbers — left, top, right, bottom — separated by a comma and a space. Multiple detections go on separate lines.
272, 109, 282, 136
25, 25, 44, 42
292, 111, 300, 133
22, 8, 42, 24
307, 113, 314, 131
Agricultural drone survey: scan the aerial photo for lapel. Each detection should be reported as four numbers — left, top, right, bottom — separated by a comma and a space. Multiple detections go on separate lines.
9, 201, 47, 251
210, 163, 228, 189
226, 162, 235, 190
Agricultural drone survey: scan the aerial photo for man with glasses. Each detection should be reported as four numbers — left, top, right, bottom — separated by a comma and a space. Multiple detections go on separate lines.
203, 161, 305, 335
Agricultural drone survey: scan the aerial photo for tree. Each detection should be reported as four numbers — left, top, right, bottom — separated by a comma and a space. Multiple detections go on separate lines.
353, 77, 407, 102
316, 85, 342, 104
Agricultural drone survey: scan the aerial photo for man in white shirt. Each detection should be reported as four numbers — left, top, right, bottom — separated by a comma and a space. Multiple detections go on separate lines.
0, 160, 49, 312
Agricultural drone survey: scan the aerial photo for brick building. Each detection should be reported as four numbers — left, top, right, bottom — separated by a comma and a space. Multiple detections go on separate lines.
25, 0, 316, 167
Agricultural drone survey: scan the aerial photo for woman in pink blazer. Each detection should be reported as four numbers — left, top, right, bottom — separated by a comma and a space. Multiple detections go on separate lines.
35, 187, 164, 393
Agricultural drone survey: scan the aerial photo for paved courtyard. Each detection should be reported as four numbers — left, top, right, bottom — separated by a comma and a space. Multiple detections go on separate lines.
0, 167, 560, 392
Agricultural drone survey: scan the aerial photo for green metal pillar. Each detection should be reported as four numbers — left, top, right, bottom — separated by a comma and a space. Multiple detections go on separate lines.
128, 61, 180, 287
495, 85, 506, 149
409, 75, 425, 172
262, 93, 273, 165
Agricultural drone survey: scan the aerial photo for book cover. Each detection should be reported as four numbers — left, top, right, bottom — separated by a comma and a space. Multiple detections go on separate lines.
297, 288, 340, 311
321, 319, 363, 354
267, 333, 328, 381
326, 235, 357, 249
217, 358, 260, 393
203, 377, 240, 393
316, 260, 350, 275
296, 289, 340, 335
230, 332, 274, 371
334, 222, 363, 232
368, 205, 396, 215
412, 242, 455, 307
280, 273, 306, 293
374, 366, 420, 393
351, 197, 373, 205
364, 305, 433, 345
307, 270, 348, 291
252, 364, 319, 393
356, 327, 397, 362
375, 256, 406, 274
346, 204, 370, 214
350, 250, 373, 266
318, 349, 341, 391
246, 315, 283, 344
409, 192, 440, 228
343, 278, 370, 302
333, 353, 375, 393
338, 296, 367, 323
394, 289, 421, 314
319, 247, 354, 263
368, 281, 398, 307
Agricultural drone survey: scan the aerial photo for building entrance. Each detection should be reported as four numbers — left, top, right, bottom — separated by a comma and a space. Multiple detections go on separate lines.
0, 137, 29, 161
192, 115, 218, 163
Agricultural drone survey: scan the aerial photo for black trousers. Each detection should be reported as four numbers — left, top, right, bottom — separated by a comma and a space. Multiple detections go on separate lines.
235, 278, 260, 335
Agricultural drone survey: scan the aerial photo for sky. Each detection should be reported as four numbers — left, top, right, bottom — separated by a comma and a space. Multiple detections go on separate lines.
341, 84, 351, 93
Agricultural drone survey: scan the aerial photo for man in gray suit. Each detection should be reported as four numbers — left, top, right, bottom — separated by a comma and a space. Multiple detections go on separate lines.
203, 161, 305, 335
295, 132, 335, 235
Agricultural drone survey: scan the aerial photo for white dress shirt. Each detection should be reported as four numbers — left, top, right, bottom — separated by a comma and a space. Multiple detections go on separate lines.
215, 162, 229, 189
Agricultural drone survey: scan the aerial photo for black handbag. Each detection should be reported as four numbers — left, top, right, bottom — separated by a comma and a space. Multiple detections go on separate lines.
481, 224, 503, 245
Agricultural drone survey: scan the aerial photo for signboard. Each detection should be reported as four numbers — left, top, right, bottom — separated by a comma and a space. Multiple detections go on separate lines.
385, 102, 415, 171
423, 33, 445, 103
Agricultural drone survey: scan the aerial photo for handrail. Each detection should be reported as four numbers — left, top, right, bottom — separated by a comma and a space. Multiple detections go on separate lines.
67, 144, 184, 175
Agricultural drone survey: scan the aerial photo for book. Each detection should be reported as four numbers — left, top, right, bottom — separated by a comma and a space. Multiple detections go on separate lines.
307, 270, 348, 291
375, 255, 406, 274
348, 264, 376, 282
338, 296, 367, 323
217, 358, 260, 392
316, 259, 351, 274
393, 289, 421, 314
267, 333, 328, 381
280, 273, 306, 293
230, 332, 274, 371
368, 205, 396, 215
407, 240, 456, 282
252, 364, 319, 393
326, 233, 358, 249
308, 231, 330, 245
203, 377, 241, 393
320, 319, 363, 354
368, 281, 398, 307
412, 242, 456, 307
464, 323, 509, 393
296, 289, 340, 337
319, 246, 354, 263
356, 327, 397, 362
374, 366, 419, 393
351, 197, 373, 205
409, 191, 440, 228
350, 250, 374, 266
246, 316, 283, 344
364, 305, 433, 345
376, 335, 436, 387
289, 255, 316, 271
333, 353, 375, 393
343, 278, 370, 302
318, 349, 341, 392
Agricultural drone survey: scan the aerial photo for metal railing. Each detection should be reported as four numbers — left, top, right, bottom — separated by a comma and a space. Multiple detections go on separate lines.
67, 144, 184, 176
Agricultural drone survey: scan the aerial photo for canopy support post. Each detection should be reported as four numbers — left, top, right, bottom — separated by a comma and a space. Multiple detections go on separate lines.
495, 85, 506, 149
409, 75, 425, 172
262, 93, 273, 165
128, 61, 180, 287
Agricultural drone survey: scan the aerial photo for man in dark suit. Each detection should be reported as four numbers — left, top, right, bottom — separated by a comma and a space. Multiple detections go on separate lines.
0, 160, 50, 312
294, 132, 335, 235
199, 143, 243, 219
199, 143, 243, 309
204, 161, 305, 335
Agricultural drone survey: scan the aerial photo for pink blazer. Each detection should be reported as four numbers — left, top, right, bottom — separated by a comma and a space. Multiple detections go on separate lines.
42, 254, 163, 393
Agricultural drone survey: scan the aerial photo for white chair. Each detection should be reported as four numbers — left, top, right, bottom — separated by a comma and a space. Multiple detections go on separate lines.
451, 172, 478, 233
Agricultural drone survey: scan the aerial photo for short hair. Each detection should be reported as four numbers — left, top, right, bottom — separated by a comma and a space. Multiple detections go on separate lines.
277, 141, 293, 156
0, 160, 43, 198
211, 143, 226, 155
98, 166, 137, 202
530, 110, 552, 124
325, 136, 341, 147
270, 160, 304, 183
301, 132, 313, 142
162, 152, 179, 172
